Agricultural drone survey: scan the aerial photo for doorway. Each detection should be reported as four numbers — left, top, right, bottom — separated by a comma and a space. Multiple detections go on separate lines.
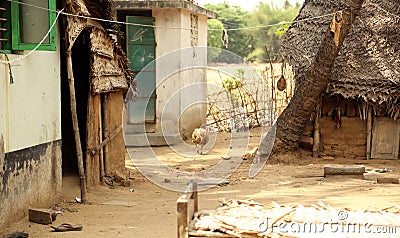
371, 117, 400, 159
61, 30, 90, 175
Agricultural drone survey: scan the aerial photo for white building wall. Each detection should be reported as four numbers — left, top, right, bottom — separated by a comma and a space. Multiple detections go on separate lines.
153, 8, 182, 134
0, 50, 61, 153
152, 8, 208, 137
179, 10, 207, 136
0, 62, 6, 147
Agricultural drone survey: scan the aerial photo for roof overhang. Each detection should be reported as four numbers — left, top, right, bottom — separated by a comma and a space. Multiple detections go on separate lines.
113, 0, 217, 19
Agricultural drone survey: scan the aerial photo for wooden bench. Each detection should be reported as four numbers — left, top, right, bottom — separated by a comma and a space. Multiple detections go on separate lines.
177, 181, 255, 237
177, 181, 198, 238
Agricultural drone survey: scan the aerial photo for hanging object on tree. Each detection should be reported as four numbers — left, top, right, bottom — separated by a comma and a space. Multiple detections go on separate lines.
277, 75, 286, 91
124, 80, 138, 108
277, 60, 287, 91
330, 11, 343, 46
221, 29, 229, 48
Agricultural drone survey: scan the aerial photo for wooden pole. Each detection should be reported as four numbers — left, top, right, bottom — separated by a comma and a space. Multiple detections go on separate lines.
66, 51, 87, 202
313, 105, 321, 158
102, 94, 110, 175
98, 96, 105, 183
264, 46, 274, 124
366, 106, 373, 160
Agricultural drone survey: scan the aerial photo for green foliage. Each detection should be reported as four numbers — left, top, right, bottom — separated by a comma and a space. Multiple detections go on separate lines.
205, 2, 254, 63
205, 1, 301, 63
246, 1, 301, 62
223, 77, 243, 91
207, 19, 224, 62
274, 23, 290, 36
222, 69, 245, 91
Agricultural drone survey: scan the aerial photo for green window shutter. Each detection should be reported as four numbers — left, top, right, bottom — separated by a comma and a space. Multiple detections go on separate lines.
11, 0, 57, 51
0, 0, 11, 52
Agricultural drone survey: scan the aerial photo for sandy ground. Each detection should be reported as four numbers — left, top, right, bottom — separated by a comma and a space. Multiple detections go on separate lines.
2, 127, 400, 238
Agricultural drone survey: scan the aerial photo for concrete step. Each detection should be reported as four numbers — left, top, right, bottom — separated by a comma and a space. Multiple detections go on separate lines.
124, 133, 181, 147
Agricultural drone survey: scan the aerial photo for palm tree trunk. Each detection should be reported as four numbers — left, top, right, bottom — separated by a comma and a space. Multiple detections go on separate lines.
259, 0, 365, 156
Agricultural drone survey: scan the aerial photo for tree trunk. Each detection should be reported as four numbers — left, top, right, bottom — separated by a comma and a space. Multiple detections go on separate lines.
259, 0, 365, 156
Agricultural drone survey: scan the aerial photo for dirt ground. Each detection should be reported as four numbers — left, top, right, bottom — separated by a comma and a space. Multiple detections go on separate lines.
2, 127, 400, 238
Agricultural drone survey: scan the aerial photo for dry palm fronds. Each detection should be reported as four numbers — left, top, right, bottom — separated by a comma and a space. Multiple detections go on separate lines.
191, 199, 400, 237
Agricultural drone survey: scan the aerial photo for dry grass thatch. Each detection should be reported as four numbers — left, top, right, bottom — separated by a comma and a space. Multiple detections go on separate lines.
281, 0, 400, 117
66, 0, 135, 94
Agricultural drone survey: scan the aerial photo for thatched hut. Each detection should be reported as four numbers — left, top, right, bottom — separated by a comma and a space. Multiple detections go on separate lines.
61, 0, 136, 188
282, 0, 400, 159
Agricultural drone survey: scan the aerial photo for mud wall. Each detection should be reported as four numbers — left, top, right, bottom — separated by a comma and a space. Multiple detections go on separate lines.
320, 117, 367, 158
0, 137, 62, 229
319, 98, 366, 158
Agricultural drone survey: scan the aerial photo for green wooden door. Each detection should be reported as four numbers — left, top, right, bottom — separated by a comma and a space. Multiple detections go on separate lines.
126, 16, 156, 124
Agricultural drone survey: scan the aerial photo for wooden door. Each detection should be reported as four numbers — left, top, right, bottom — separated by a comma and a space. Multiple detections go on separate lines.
371, 117, 400, 159
126, 16, 156, 124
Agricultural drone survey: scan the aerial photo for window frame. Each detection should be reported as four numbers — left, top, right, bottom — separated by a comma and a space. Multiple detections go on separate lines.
8, 0, 57, 51
0, 1, 11, 53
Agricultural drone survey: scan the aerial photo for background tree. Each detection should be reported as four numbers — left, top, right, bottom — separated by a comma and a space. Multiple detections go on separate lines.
257, 0, 365, 159
246, 1, 301, 62
205, 2, 254, 63
207, 19, 224, 62
205, 1, 301, 63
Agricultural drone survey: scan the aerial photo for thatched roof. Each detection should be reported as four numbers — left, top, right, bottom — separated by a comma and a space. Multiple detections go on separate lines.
66, 0, 135, 94
282, 0, 400, 115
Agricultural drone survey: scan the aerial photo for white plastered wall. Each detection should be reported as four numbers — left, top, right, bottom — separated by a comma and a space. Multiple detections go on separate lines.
0, 50, 61, 153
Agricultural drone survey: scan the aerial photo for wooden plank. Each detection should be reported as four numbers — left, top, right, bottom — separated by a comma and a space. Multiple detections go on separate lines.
102, 94, 110, 175
313, 107, 320, 158
177, 198, 189, 238
99, 96, 105, 183
66, 51, 87, 202
104, 91, 126, 175
366, 107, 372, 160
371, 117, 400, 159
177, 181, 198, 238
85, 94, 101, 186
94, 125, 122, 153
193, 182, 198, 214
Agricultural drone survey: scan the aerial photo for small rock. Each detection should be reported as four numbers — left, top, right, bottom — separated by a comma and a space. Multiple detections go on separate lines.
322, 156, 335, 160
377, 177, 399, 184
164, 178, 171, 183
29, 208, 56, 225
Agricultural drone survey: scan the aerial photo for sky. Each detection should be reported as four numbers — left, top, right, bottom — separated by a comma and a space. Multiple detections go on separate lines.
197, 0, 303, 11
